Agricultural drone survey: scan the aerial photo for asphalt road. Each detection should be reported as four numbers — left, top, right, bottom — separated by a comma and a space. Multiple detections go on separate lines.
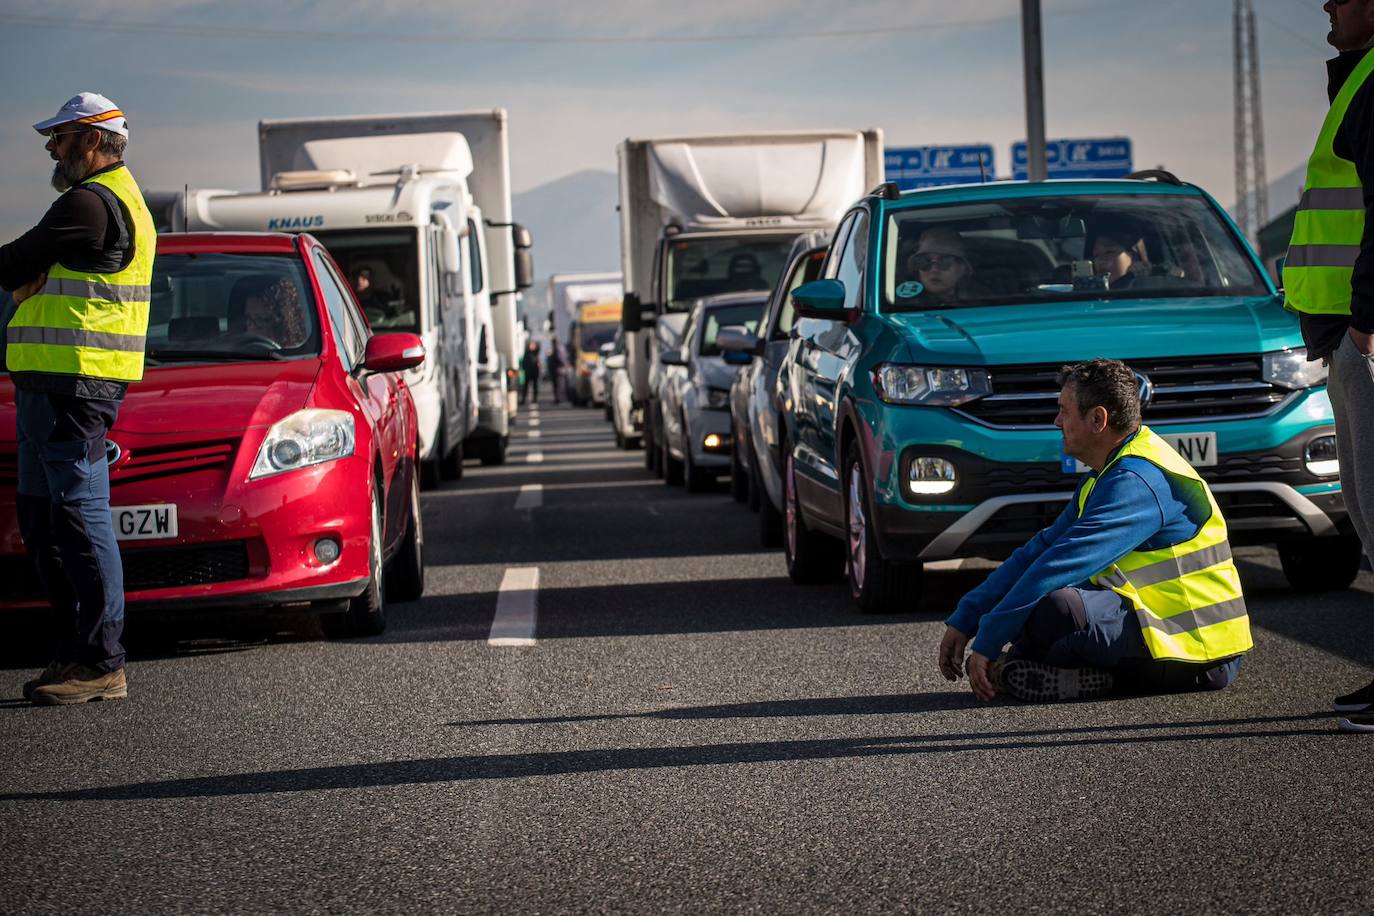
2, 394, 1373, 914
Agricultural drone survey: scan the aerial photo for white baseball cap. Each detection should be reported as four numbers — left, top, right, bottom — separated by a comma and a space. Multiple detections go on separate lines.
33, 92, 129, 138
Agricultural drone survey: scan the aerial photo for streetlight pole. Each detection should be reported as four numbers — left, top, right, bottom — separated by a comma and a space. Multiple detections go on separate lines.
1022, 0, 1047, 182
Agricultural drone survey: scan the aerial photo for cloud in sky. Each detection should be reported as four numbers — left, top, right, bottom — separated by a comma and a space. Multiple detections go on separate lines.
0, 0, 1332, 241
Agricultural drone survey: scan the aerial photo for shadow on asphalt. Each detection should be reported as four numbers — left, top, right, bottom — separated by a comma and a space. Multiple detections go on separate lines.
1234, 557, 1374, 667
0, 712, 1334, 802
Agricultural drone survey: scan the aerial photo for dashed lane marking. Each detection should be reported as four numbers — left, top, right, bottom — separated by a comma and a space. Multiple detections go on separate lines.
489, 567, 539, 646
526, 451, 544, 464
528, 430, 541, 439
514, 484, 544, 510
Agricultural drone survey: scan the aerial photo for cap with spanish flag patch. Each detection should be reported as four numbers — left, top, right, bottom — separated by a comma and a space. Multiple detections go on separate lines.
33, 92, 129, 138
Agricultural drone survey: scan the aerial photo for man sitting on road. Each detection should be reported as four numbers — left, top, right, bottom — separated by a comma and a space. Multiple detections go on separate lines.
937, 358, 1251, 702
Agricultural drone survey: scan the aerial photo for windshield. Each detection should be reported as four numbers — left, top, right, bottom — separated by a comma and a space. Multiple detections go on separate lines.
700, 301, 766, 357
575, 322, 619, 354
143, 252, 320, 362
881, 194, 1268, 311
664, 235, 796, 313
312, 229, 421, 332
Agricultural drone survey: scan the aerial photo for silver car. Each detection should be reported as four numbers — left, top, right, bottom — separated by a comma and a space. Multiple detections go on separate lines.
657, 292, 768, 492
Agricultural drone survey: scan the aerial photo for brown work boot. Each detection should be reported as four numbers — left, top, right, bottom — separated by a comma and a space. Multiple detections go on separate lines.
30, 665, 127, 706
22, 661, 75, 701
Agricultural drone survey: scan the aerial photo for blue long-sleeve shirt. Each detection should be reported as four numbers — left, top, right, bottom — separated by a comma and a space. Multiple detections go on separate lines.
946, 431, 1211, 659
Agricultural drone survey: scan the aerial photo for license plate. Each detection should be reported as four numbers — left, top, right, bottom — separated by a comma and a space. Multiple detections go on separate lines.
1162, 431, 1218, 468
113, 504, 178, 541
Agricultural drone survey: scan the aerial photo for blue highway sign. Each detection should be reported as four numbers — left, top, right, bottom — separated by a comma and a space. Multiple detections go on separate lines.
885, 144, 995, 191
1012, 137, 1133, 180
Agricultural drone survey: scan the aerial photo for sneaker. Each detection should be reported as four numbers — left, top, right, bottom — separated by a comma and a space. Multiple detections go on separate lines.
30, 666, 127, 706
1338, 710, 1374, 734
22, 661, 74, 701
1001, 659, 1114, 703
1334, 679, 1374, 713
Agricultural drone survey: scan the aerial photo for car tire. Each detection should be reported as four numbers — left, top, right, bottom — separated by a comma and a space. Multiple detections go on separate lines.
645, 408, 661, 475
420, 424, 441, 490
1278, 535, 1363, 592
783, 450, 842, 584
478, 436, 506, 466
662, 423, 684, 486
845, 452, 922, 613
604, 403, 613, 421
441, 436, 464, 482
614, 426, 626, 449
324, 479, 387, 638
385, 468, 425, 602
729, 432, 749, 503
746, 445, 762, 513
684, 418, 711, 493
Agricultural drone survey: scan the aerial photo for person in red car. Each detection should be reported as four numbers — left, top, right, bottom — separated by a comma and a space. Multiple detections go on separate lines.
0, 93, 154, 706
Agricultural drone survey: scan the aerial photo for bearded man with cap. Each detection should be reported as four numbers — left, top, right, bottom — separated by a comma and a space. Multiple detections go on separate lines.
0, 93, 155, 705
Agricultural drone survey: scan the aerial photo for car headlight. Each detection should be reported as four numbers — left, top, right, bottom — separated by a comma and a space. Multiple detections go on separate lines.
871, 364, 991, 406
705, 387, 731, 410
1263, 348, 1327, 389
250, 409, 356, 479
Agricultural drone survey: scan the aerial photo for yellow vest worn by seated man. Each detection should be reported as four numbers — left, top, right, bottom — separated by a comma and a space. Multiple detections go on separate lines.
1075, 426, 1252, 664
1283, 49, 1374, 315
6, 165, 155, 384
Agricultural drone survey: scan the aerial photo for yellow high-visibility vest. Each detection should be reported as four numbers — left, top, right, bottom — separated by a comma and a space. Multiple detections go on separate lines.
6, 165, 155, 382
1283, 50, 1374, 315
1077, 426, 1252, 663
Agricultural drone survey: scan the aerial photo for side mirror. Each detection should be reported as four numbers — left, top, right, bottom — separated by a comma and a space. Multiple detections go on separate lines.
792, 279, 851, 319
514, 248, 535, 291
660, 347, 688, 367
722, 349, 752, 366
604, 353, 626, 370
715, 324, 757, 355
599, 342, 615, 356
511, 223, 533, 250
441, 228, 461, 275
363, 332, 426, 373
622, 292, 643, 331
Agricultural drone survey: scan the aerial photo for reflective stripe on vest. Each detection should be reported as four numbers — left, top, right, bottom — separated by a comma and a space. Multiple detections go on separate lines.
1284, 50, 1374, 316
5, 165, 156, 383
1076, 426, 1253, 663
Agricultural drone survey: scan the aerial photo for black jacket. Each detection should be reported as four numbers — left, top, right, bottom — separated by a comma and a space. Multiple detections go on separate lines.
1300, 48, 1374, 359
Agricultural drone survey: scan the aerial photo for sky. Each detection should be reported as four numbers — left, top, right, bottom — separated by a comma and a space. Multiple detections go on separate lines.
0, 0, 1332, 243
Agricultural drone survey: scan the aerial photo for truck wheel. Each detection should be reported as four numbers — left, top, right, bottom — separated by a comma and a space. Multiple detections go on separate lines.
479, 436, 506, 466
1279, 535, 1363, 592
783, 451, 842, 584
729, 431, 749, 503
845, 453, 922, 612
324, 479, 387, 637
385, 469, 425, 602
662, 426, 684, 485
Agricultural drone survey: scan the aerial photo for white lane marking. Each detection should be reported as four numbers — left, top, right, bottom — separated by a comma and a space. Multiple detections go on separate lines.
514, 484, 544, 510
528, 430, 541, 439
529, 418, 541, 428
489, 567, 539, 646
526, 451, 544, 464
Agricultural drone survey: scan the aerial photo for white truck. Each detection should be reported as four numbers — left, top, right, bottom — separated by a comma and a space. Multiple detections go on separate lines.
178, 110, 534, 482
617, 130, 884, 475
545, 272, 623, 405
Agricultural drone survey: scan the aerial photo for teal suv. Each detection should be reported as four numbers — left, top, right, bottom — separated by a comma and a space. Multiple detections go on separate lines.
777, 174, 1357, 612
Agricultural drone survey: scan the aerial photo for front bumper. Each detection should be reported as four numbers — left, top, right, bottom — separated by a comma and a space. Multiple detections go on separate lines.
686, 408, 733, 470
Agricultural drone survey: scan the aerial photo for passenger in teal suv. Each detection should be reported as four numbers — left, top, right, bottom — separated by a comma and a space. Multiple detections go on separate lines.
937, 359, 1251, 703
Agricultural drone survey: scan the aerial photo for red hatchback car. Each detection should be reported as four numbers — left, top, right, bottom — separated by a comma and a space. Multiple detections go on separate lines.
0, 232, 426, 636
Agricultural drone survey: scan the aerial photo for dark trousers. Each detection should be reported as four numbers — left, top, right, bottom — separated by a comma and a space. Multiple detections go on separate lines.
15, 390, 126, 672
1015, 587, 1239, 694
521, 375, 539, 404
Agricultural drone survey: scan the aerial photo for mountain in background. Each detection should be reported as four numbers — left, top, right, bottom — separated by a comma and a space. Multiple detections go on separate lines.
512, 169, 621, 332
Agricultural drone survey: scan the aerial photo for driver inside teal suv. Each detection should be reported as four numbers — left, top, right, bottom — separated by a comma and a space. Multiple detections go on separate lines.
777, 175, 1357, 613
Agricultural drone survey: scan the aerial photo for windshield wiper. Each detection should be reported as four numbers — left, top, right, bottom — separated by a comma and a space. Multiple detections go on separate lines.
146, 347, 285, 362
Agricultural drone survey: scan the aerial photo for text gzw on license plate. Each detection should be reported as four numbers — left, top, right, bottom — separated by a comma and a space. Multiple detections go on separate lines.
113, 504, 178, 541
1162, 431, 1218, 467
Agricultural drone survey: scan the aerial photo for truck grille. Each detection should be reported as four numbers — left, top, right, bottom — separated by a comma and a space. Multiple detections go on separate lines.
3, 541, 252, 600
956, 356, 1294, 429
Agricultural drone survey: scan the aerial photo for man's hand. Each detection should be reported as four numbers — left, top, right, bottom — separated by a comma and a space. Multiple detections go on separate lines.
966, 652, 998, 702
1350, 327, 1374, 357
938, 626, 969, 682
12, 273, 46, 305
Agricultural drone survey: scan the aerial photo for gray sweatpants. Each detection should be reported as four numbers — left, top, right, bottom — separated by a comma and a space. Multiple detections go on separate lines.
1328, 332, 1374, 567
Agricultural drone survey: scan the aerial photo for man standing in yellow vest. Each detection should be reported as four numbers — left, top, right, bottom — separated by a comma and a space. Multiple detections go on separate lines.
0, 93, 155, 705
937, 359, 1251, 703
1284, 2, 1374, 733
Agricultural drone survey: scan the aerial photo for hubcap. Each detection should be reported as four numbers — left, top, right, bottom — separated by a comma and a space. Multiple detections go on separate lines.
848, 464, 866, 588
785, 455, 798, 560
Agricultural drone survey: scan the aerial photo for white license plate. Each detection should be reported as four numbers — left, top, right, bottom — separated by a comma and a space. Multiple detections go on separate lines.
113, 504, 178, 541
1162, 431, 1218, 468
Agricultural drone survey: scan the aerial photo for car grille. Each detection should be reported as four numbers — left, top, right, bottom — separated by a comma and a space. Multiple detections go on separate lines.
956, 356, 1294, 429
112, 440, 238, 484
3, 541, 252, 600
972, 453, 1307, 500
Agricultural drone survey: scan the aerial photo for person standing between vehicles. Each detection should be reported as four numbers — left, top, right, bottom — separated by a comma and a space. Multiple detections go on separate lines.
1284, 0, 1374, 732
937, 359, 1251, 703
546, 341, 566, 405
520, 340, 541, 405
0, 94, 155, 705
